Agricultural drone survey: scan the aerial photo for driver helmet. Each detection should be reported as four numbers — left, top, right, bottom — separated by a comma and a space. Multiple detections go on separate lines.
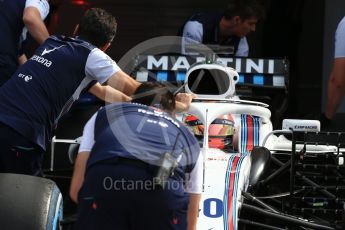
184, 114, 235, 150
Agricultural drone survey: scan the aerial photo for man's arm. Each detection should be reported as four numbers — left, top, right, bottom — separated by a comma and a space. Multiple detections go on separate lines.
182, 21, 203, 54
185, 148, 203, 229
70, 152, 90, 203
182, 21, 203, 43
106, 70, 141, 96
69, 114, 96, 203
235, 37, 249, 57
187, 193, 201, 230
23, 6, 49, 44
324, 17, 345, 120
325, 57, 345, 119
89, 83, 132, 103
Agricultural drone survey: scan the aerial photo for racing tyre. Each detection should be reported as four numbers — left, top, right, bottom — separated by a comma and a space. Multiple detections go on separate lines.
0, 173, 63, 230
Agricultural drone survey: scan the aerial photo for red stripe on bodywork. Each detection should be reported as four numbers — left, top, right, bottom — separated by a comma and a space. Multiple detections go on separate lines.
246, 116, 254, 152
227, 156, 239, 230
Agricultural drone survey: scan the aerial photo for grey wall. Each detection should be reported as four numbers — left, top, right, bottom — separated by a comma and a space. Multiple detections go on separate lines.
322, 0, 345, 112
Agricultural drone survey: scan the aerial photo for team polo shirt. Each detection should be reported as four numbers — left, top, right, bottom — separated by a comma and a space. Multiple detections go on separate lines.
20, 0, 50, 44
335, 16, 345, 58
182, 12, 249, 57
0, 35, 121, 150
0, 0, 49, 68
79, 103, 203, 194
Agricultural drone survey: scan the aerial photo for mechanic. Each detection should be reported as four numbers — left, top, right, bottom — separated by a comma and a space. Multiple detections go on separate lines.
0, 8, 142, 176
70, 82, 202, 230
0, 0, 51, 86
181, 0, 264, 57
322, 16, 345, 127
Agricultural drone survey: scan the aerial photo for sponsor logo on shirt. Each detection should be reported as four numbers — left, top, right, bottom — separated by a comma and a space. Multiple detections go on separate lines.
30, 45, 66, 68
137, 108, 180, 128
147, 119, 169, 128
41, 45, 65, 56
30, 55, 52, 67
18, 73, 32, 82
185, 32, 197, 40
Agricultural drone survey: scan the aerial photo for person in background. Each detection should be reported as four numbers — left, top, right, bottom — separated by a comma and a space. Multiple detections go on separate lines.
70, 82, 202, 230
181, 0, 264, 57
0, 8, 141, 176
322, 16, 345, 127
0, 0, 50, 85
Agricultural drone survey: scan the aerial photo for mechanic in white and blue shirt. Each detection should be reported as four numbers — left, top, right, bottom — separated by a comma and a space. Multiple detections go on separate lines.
70, 82, 202, 230
323, 16, 345, 126
0, 0, 50, 85
181, 0, 264, 57
0, 8, 140, 176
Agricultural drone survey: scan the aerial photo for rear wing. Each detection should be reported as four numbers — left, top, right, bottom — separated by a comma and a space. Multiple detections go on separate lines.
130, 55, 289, 128
131, 55, 289, 89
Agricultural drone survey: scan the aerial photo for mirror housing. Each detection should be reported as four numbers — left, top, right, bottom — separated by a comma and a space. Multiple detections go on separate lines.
185, 63, 239, 99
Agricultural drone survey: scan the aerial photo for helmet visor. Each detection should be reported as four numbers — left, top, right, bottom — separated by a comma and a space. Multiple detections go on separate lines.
185, 116, 235, 136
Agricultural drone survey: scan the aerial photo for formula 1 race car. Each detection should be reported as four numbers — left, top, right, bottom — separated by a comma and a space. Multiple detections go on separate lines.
181, 62, 345, 230
0, 61, 344, 230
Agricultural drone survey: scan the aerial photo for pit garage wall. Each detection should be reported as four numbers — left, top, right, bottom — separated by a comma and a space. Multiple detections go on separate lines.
97, 0, 326, 119
52, 0, 228, 60
322, 0, 345, 112
50, 0, 329, 118
259, 0, 325, 118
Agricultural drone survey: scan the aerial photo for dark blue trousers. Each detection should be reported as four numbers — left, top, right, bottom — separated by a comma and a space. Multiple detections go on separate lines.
0, 122, 44, 176
76, 162, 189, 230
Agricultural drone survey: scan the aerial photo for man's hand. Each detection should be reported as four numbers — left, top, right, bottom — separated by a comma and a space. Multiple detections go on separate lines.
175, 93, 196, 112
